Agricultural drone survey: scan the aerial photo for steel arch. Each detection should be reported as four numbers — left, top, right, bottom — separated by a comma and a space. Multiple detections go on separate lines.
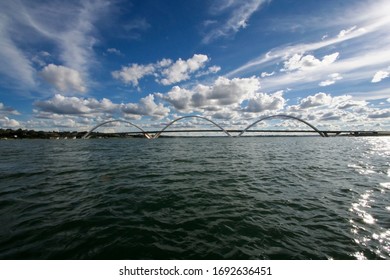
153, 115, 232, 139
238, 114, 325, 137
82, 120, 152, 139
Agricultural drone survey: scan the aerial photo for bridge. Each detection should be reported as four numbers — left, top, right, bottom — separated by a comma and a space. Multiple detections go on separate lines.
82, 114, 388, 139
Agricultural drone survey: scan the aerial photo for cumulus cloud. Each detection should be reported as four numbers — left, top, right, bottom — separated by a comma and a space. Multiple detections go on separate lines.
320, 111, 342, 121
40, 64, 87, 93
211, 109, 239, 120
203, 0, 269, 43
196, 65, 221, 77
294, 93, 368, 113
34, 94, 118, 115
282, 52, 339, 72
368, 109, 390, 119
319, 73, 343, 86
112, 63, 155, 87
299, 92, 333, 109
121, 94, 170, 119
336, 97, 367, 109
112, 54, 215, 88
244, 91, 286, 113
159, 54, 209, 85
157, 86, 195, 112
208, 76, 261, 105
0, 116, 20, 128
371, 70, 389, 83
158, 76, 263, 116
157, 58, 173, 68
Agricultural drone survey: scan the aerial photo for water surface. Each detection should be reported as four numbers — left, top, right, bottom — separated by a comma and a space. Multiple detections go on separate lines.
0, 137, 389, 259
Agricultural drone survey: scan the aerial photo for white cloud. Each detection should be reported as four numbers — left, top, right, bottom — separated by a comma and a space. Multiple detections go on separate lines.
203, 0, 269, 43
157, 58, 173, 68
34, 94, 119, 115
261, 71, 275, 78
112, 63, 155, 87
158, 76, 262, 115
160, 54, 209, 85
337, 26, 357, 38
371, 70, 389, 83
0, 0, 110, 91
259, 47, 390, 93
0, 116, 20, 128
226, 27, 362, 78
0, 17, 36, 88
208, 76, 261, 105
319, 73, 343, 86
56, 0, 109, 73
368, 109, 390, 119
106, 48, 121, 55
336, 97, 367, 110
35, 94, 91, 115
282, 52, 339, 72
196, 65, 221, 77
157, 86, 195, 112
226, 0, 390, 79
121, 94, 170, 119
0, 102, 20, 115
211, 108, 240, 120
244, 91, 286, 113
40, 64, 87, 93
112, 54, 215, 88
299, 92, 333, 109
292, 93, 368, 118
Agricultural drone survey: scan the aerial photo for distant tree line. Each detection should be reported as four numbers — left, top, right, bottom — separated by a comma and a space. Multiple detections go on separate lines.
0, 128, 146, 139
0, 128, 87, 139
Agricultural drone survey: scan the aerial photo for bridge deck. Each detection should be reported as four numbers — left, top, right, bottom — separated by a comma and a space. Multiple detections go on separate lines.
124, 129, 389, 134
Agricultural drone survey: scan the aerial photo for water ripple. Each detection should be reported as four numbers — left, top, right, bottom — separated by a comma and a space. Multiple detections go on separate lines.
0, 137, 389, 259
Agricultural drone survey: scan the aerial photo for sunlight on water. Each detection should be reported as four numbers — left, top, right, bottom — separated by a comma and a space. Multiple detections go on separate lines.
352, 251, 367, 260
348, 137, 390, 259
380, 182, 390, 189
347, 163, 376, 175
350, 190, 375, 225
365, 137, 390, 157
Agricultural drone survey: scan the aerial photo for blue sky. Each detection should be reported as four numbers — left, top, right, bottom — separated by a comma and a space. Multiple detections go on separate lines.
1, 0, 390, 132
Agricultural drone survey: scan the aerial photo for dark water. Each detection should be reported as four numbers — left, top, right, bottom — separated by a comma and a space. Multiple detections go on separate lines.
0, 137, 389, 259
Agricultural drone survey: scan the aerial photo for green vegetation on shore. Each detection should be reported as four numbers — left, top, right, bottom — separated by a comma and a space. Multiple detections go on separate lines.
0, 128, 147, 139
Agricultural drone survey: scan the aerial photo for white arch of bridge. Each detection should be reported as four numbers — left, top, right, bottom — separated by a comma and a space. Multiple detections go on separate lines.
82, 114, 325, 139
153, 115, 232, 139
238, 114, 325, 137
82, 120, 152, 139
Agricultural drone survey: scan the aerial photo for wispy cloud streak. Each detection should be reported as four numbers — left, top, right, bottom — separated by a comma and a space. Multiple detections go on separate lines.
203, 0, 270, 43
0, 0, 110, 91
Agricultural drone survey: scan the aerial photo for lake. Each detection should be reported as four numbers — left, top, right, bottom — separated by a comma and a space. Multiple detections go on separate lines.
0, 137, 389, 259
